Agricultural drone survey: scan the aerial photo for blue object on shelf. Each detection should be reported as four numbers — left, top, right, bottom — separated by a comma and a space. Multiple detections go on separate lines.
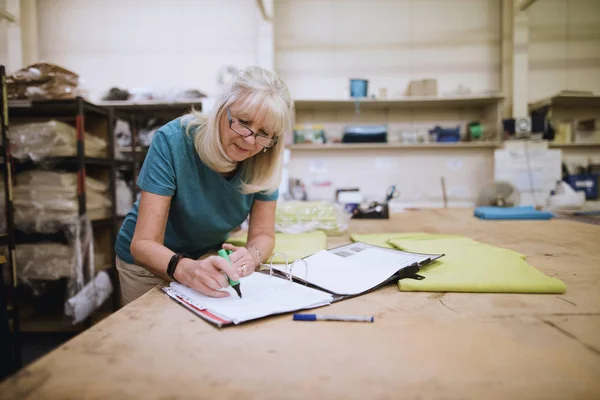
350, 79, 368, 98
342, 125, 387, 143
474, 206, 554, 220
429, 125, 460, 142
564, 174, 598, 200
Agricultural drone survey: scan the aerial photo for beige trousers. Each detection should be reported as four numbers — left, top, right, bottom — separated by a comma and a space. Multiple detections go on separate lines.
115, 257, 164, 306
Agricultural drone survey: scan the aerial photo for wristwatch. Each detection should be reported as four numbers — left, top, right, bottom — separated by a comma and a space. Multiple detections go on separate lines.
167, 253, 187, 283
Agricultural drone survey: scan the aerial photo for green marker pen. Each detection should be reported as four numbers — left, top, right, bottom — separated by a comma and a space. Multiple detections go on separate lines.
217, 249, 242, 298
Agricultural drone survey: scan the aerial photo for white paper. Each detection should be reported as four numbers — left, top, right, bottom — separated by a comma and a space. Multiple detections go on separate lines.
274, 248, 424, 296
168, 273, 332, 324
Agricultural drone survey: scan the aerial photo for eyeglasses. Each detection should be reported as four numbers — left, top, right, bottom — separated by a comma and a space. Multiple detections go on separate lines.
227, 108, 278, 148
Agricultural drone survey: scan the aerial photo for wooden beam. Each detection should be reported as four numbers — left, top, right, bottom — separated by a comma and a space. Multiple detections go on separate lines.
20, 0, 38, 66
501, 0, 514, 117
255, 0, 272, 22
0, 10, 17, 22
517, 0, 538, 12
6, 0, 23, 72
512, 2, 529, 117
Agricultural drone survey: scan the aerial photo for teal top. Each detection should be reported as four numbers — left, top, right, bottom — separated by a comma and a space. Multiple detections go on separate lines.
115, 118, 278, 264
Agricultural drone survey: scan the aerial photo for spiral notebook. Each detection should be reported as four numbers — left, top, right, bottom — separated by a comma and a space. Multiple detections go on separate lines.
162, 242, 443, 327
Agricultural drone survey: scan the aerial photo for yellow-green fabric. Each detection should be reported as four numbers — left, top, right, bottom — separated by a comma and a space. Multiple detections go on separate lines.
351, 233, 566, 294
226, 231, 328, 264
349, 233, 459, 249
387, 236, 566, 294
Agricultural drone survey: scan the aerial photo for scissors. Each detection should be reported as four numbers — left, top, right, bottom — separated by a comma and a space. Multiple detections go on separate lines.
385, 185, 399, 202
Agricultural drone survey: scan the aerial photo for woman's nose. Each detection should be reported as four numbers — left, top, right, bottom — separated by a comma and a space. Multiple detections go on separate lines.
243, 134, 257, 145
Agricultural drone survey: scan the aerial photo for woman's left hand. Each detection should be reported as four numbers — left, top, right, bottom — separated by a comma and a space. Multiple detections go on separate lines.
221, 243, 260, 277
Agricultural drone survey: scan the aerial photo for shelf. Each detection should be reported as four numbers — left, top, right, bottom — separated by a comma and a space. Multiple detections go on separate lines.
97, 263, 114, 272
19, 293, 114, 333
548, 142, 600, 149
116, 159, 135, 169
97, 99, 203, 113
119, 146, 148, 153
6, 157, 132, 170
529, 93, 600, 112
7, 156, 134, 169
11, 217, 123, 245
289, 142, 500, 151
8, 98, 109, 118
20, 311, 82, 333
0, 255, 6, 264
293, 94, 504, 111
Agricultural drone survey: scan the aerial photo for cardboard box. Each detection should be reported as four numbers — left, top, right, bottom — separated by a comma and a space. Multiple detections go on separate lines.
407, 79, 438, 96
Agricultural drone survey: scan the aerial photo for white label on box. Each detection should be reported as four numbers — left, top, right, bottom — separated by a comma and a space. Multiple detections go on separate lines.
446, 158, 463, 171
375, 157, 393, 170
309, 160, 328, 174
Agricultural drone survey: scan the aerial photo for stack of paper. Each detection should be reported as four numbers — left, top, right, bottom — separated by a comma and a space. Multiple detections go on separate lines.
163, 272, 333, 326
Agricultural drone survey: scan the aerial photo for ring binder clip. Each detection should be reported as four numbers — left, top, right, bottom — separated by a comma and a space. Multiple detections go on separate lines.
289, 258, 309, 285
266, 252, 288, 278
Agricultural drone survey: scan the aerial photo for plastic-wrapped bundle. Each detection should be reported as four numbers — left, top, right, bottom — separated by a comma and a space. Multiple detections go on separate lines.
9, 120, 107, 161
275, 201, 350, 236
13, 171, 112, 233
14, 243, 107, 281
6, 62, 86, 100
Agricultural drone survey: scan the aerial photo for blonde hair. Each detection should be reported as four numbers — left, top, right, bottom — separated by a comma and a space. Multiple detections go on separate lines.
182, 66, 293, 194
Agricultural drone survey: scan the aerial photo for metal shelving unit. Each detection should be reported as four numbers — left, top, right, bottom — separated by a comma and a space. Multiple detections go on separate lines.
1, 65, 136, 374
1, 65, 20, 377
101, 100, 202, 190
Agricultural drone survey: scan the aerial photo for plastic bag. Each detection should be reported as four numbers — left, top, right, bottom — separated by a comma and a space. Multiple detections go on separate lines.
6, 62, 87, 100
9, 120, 107, 161
13, 243, 107, 281
62, 214, 113, 323
116, 179, 133, 216
13, 170, 111, 233
275, 200, 350, 236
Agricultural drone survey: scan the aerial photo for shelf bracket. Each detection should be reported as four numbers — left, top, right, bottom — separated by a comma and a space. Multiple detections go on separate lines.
0, 9, 17, 23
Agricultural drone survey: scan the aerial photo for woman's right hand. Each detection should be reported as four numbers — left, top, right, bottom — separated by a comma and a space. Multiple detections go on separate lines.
174, 256, 240, 298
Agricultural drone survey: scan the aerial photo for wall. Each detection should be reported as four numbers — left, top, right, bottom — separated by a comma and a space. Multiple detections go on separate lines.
274, 0, 502, 100
0, 0, 7, 67
36, 0, 263, 101
276, 0, 600, 208
287, 147, 495, 208
528, 0, 600, 102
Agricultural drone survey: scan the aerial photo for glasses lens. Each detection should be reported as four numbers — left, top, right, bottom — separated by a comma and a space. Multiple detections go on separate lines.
255, 135, 275, 148
231, 121, 252, 137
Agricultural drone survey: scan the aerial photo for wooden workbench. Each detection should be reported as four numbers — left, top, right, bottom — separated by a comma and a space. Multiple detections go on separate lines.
1, 209, 599, 399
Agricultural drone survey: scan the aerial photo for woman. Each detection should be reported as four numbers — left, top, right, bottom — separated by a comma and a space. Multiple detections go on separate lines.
115, 66, 292, 305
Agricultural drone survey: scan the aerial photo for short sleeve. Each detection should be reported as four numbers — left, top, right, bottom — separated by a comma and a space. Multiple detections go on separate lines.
255, 188, 279, 202
137, 130, 176, 196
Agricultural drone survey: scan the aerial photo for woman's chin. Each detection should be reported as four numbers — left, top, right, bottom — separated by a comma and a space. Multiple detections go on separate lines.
226, 150, 249, 162
227, 145, 254, 162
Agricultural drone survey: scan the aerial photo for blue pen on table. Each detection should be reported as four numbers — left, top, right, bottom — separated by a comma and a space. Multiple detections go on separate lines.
217, 249, 242, 298
293, 314, 374, 323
